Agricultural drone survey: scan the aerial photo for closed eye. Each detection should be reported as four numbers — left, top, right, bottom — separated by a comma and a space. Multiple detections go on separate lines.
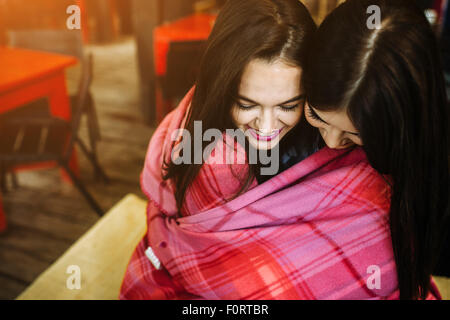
280, 104, 300, 112
307, 105, 327, 124
238, 103, 257, 110
308, 105, 360, 137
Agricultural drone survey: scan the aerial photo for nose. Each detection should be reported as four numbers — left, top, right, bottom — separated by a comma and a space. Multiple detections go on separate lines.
322, 127, 347, 149
256, 109, 277, 133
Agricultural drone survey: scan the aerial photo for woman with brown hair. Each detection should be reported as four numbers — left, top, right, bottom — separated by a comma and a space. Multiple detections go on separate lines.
119, 0, 432, 300
303, 0, 449, 299
120, 0, 323, 299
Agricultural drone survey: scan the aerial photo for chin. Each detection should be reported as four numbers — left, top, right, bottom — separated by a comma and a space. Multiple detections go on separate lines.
248, 138, 281, 151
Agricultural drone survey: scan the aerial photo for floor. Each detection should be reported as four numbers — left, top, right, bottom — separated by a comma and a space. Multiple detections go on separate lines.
0, 37, 155, 299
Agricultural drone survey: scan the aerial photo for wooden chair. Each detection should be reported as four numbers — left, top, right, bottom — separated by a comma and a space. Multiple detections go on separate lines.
6, 30, 105, 182
0, 54, 106, 216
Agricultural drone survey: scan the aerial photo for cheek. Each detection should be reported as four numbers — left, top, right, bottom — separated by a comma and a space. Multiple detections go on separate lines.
305, 113, 324, 130
350, 136, 363, 146
231, 107, 254, 127
279, 109, 303, 127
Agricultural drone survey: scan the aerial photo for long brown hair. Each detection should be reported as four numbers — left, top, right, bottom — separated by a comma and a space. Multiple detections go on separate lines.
303, 0, 449, 299
163, 0, 317, 212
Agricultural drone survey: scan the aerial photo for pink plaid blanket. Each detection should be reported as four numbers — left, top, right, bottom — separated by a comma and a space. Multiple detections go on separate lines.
120, 88, 440, 300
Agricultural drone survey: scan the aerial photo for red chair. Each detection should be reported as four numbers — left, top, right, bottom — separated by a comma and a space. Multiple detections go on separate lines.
153, 14, 216, 123
156, 40, 207, 123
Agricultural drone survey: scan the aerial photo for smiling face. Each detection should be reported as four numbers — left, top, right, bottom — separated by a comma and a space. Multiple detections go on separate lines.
231, 59, 305, 150
304, 102, 363, 149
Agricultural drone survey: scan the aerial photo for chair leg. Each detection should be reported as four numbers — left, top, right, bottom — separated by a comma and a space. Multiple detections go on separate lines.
76, 138, 110, 184
87, 94, 101, 142
84, 135, 102, 182
86, 98, 105, 182
61, 162, 104, 217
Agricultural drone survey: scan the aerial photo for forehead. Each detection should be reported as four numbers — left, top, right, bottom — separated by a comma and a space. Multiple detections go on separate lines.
239, 59, 302, 104
314, 107, 359, 133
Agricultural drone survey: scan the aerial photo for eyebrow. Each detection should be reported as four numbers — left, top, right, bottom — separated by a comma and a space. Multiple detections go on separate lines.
309, 105, 360, 136
237, 94, 306, 106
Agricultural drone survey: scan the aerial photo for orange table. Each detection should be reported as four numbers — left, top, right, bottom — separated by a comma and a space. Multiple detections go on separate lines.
0, 47, 79, 231
153, 14, 216, 123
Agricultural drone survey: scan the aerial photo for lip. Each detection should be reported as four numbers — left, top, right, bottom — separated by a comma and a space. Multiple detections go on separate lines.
245, 125, 283, 142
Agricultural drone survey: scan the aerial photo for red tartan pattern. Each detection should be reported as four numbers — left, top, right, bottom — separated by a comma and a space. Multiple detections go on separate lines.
119, 88, 440, 300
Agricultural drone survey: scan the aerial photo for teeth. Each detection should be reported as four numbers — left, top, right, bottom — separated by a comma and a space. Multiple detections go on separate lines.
256, 130, 279, 136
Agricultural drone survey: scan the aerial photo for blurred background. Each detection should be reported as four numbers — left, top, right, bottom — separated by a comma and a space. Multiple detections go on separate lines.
0, 0, 448, 300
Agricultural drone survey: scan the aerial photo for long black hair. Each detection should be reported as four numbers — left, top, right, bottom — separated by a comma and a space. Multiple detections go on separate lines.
164, 0, 317, 212
303, 0, 449, 299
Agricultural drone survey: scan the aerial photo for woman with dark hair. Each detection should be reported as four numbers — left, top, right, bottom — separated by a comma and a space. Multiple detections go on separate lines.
120, 0, 322, 299
120, 0, 429, 300
303, 0, 449, 299
162, 0, 321, 213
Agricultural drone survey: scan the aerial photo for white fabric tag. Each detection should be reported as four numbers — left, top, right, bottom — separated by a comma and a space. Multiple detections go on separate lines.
145, 246, 162, 270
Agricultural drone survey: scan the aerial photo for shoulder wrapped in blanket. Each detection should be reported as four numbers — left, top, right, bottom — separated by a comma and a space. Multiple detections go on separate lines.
119, 88, 440, 300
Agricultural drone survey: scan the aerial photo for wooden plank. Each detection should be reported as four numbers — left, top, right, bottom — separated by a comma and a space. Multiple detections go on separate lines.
4, 193, 97, 242
97, 123, 154, 148
3, 184, 99, 221
0, 272, 28, 300
0, 243, 50, 284
0, 224, 73, 264
17, 194, 147, 300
